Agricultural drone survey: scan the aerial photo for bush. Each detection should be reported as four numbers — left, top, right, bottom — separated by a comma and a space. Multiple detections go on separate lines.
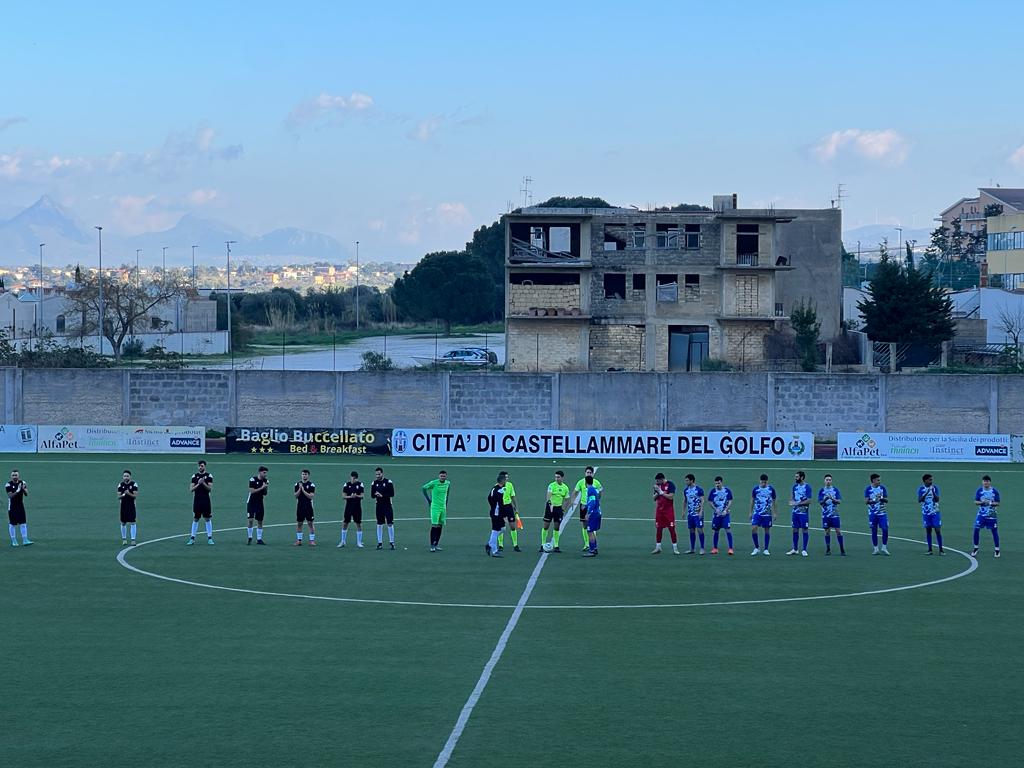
701, 358, 733, 371
122, 338, 145, 358
360, 351, 395, 371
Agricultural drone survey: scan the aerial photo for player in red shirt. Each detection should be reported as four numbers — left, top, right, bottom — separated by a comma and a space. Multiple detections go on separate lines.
652, 472, 680, 555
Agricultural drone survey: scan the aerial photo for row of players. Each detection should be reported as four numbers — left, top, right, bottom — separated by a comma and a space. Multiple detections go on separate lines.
4, 464, 1004, 558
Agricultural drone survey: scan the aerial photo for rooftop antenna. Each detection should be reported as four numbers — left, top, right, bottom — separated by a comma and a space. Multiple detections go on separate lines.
835, 183, 846, 209
520, 176, 533, 207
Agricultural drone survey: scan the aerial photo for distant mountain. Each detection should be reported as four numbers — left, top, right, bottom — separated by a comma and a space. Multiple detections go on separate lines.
0, 195, 92, 260
0, 197, 352, 266
842, 225, 934, 254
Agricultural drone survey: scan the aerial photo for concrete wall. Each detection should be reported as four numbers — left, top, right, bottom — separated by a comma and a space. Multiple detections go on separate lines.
2, 367, 1021, 440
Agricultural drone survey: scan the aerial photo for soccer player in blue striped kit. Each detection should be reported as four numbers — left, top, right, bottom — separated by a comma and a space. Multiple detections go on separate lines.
918, 474, 943, 555
865, 473, 890, 555
786, 470, 812, 557
819, 474, 845, 556
972, 475, 1001, 558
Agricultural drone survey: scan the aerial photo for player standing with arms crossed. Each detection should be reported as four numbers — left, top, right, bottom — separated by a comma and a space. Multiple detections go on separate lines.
683, 474, 705, 555
651, 472, 679, 555
819, 474, 845, 556
246, 466, 269, 545
117, 470, 139, 546
918, 474, 943, 555
294, 469, 316, 546
338, 471, 365, 548
750, 474, 777, 556
709, 476, 734, 555
972, 475, 1001, 558
6, 470, 31, 547
186, 460, 214, 546
371, 467, 396, 550
865, 473, 890, 555
787, 470, 812, 557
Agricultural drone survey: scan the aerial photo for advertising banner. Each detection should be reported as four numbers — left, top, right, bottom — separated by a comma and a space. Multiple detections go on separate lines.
225, 427, 390, 457
390, 429, 813, 460
837, 432, 1012, 462
1011, 435, 1024, 464
0, 425, 37, 453
36, 425, 205, 453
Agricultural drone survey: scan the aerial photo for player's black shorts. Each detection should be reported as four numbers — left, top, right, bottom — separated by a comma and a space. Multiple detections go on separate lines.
119, 508, 137, 524
500, 504, 516, 523
8, 508, 26, 526
296, 508, 314, 523
343, 506, 363, 525
193, 503, 212, 519
247, 505, 265, 522
490, 513, 506, 532
543, 503, 564, 524
579, 505, 588, 523
375, 505, 394, 525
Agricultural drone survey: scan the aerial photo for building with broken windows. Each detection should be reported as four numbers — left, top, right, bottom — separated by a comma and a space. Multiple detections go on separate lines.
504, 198, 841, 371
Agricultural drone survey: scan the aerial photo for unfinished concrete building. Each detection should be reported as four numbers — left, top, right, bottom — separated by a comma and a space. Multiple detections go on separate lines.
504, 197, 841, 372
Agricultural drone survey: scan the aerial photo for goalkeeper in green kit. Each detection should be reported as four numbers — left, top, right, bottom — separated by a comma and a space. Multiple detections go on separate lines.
422, 470, 450, 552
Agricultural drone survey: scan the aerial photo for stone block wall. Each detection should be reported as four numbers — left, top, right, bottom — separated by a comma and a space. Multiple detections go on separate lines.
505, 321, 584, 372
589, 324, 645, 372
22, 369, 125, 424
449, 374, 553, 428
236, 370, 336, 425
508, 283, 581, 315
773, 374, 882, 437
128, 371, 231, 426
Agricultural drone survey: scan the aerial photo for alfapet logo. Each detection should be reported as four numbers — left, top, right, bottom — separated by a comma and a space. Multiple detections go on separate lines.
855, 433, 877, 450
787, 436, 806, 456
54, 427, 75, 442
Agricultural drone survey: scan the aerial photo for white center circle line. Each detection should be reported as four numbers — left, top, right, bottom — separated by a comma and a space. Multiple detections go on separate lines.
116, 517, 979, 610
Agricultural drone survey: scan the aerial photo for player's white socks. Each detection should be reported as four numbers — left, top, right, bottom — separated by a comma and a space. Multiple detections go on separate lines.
247, 526, 253, 540
121, 524, 128, 540
296, 531, 303, 541
256, 527, 263, 541
130, 524, 137, 541
8, 524, 16, 543
204, 520, 213, 538
356, 531, 363, 546
341, 529, 348, 545
388, 525, 395, 544
376, 524, 383, 544
309, 533, 316, 543
19, 524, 28, 541
190, 521, 199, 538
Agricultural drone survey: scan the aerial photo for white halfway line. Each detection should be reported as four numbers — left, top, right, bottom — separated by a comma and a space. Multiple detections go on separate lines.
432, 552, 549, 768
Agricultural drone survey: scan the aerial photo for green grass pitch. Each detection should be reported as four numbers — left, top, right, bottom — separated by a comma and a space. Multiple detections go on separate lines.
1, 453, 1021, 768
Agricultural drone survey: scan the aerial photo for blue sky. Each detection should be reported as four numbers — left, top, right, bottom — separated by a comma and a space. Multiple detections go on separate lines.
2, 0, 1023, 261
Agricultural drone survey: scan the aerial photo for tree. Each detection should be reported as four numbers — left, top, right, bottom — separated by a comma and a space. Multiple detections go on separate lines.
857, 247, 955, 348
790, 301, 821, 372
841, 245, 861, 287
390, 251, 496, 334
652, 203, 713, 212
66, 267, 190, 362
997, 305, 1024, 372
532, 196, 612, 209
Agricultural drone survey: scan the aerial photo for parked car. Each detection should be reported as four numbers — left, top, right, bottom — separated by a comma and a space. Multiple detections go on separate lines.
413, 348, 495, 367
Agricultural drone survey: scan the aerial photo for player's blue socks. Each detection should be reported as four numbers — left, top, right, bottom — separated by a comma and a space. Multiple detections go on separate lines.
726, 531, 733, 548
993, 529, 1000, 549
973, 528, 981, 546
689, 531, 696, 550
936, 530, 943, 551
871, 526, 878, 546
926, 528, 933, 550
793, 531, 799, 550
764, 532, 770, 550
837, 534, 845, 554
825, 533, 831, 551
713, 530, 720, 548
698, 531, 705, 548
881, 529, 888, 545
801, 531, 809, 550
752, 532, 759, 548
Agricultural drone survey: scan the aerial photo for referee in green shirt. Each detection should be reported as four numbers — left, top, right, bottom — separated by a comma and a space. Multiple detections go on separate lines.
540, 470, 570, 552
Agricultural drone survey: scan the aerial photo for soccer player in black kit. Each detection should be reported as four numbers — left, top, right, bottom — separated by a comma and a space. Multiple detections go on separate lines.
6, 469, 31, 547
186, 460, 215, 546
117, 470, 139, 546
294, 469, 317, 546
371, 466, 396, 550
338, 471, 365, 548
247, 465, 269, 545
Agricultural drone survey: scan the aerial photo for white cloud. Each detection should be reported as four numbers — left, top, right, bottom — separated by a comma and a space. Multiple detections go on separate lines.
436, 202, 471, 227
0, 153, 23, 180
1010, 144, 1024, 170
286, 91, 374, 131
110, 195, 179, 235
408, 117, 441, 142
188, 188, 218, 205
812, 129, 909, 165
0, 116, 27, 132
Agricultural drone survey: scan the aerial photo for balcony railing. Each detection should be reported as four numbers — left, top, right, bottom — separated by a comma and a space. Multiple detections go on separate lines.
509, 237, 580, 264
736, 253, 759, 266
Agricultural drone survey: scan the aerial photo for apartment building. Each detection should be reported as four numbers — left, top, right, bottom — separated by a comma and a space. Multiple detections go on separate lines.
504, 199, 841, 372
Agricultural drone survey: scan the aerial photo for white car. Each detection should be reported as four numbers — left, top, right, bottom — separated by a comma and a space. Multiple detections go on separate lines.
413, 348, 494, 366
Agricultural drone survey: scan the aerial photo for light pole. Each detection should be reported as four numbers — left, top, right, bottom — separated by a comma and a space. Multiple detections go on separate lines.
135, 249, 142, 289
162, 246, 168, 286
191, 245, 198, 290
355, 240, 360, 330
894, 226, 903, 255
95, 226, 104, 355
225, 240, 236, 361
38, 243, 44, 333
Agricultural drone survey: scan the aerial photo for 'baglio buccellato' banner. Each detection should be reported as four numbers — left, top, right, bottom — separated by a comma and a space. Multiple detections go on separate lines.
390, 429, 813, 460
837, 432, 1012, 462
225, 427, 390, 456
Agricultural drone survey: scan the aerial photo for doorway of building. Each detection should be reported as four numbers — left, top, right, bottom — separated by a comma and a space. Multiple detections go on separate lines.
668, 325, 709, 371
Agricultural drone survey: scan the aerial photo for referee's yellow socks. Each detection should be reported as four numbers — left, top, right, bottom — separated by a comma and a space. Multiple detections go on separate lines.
510, 529, 518, 547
